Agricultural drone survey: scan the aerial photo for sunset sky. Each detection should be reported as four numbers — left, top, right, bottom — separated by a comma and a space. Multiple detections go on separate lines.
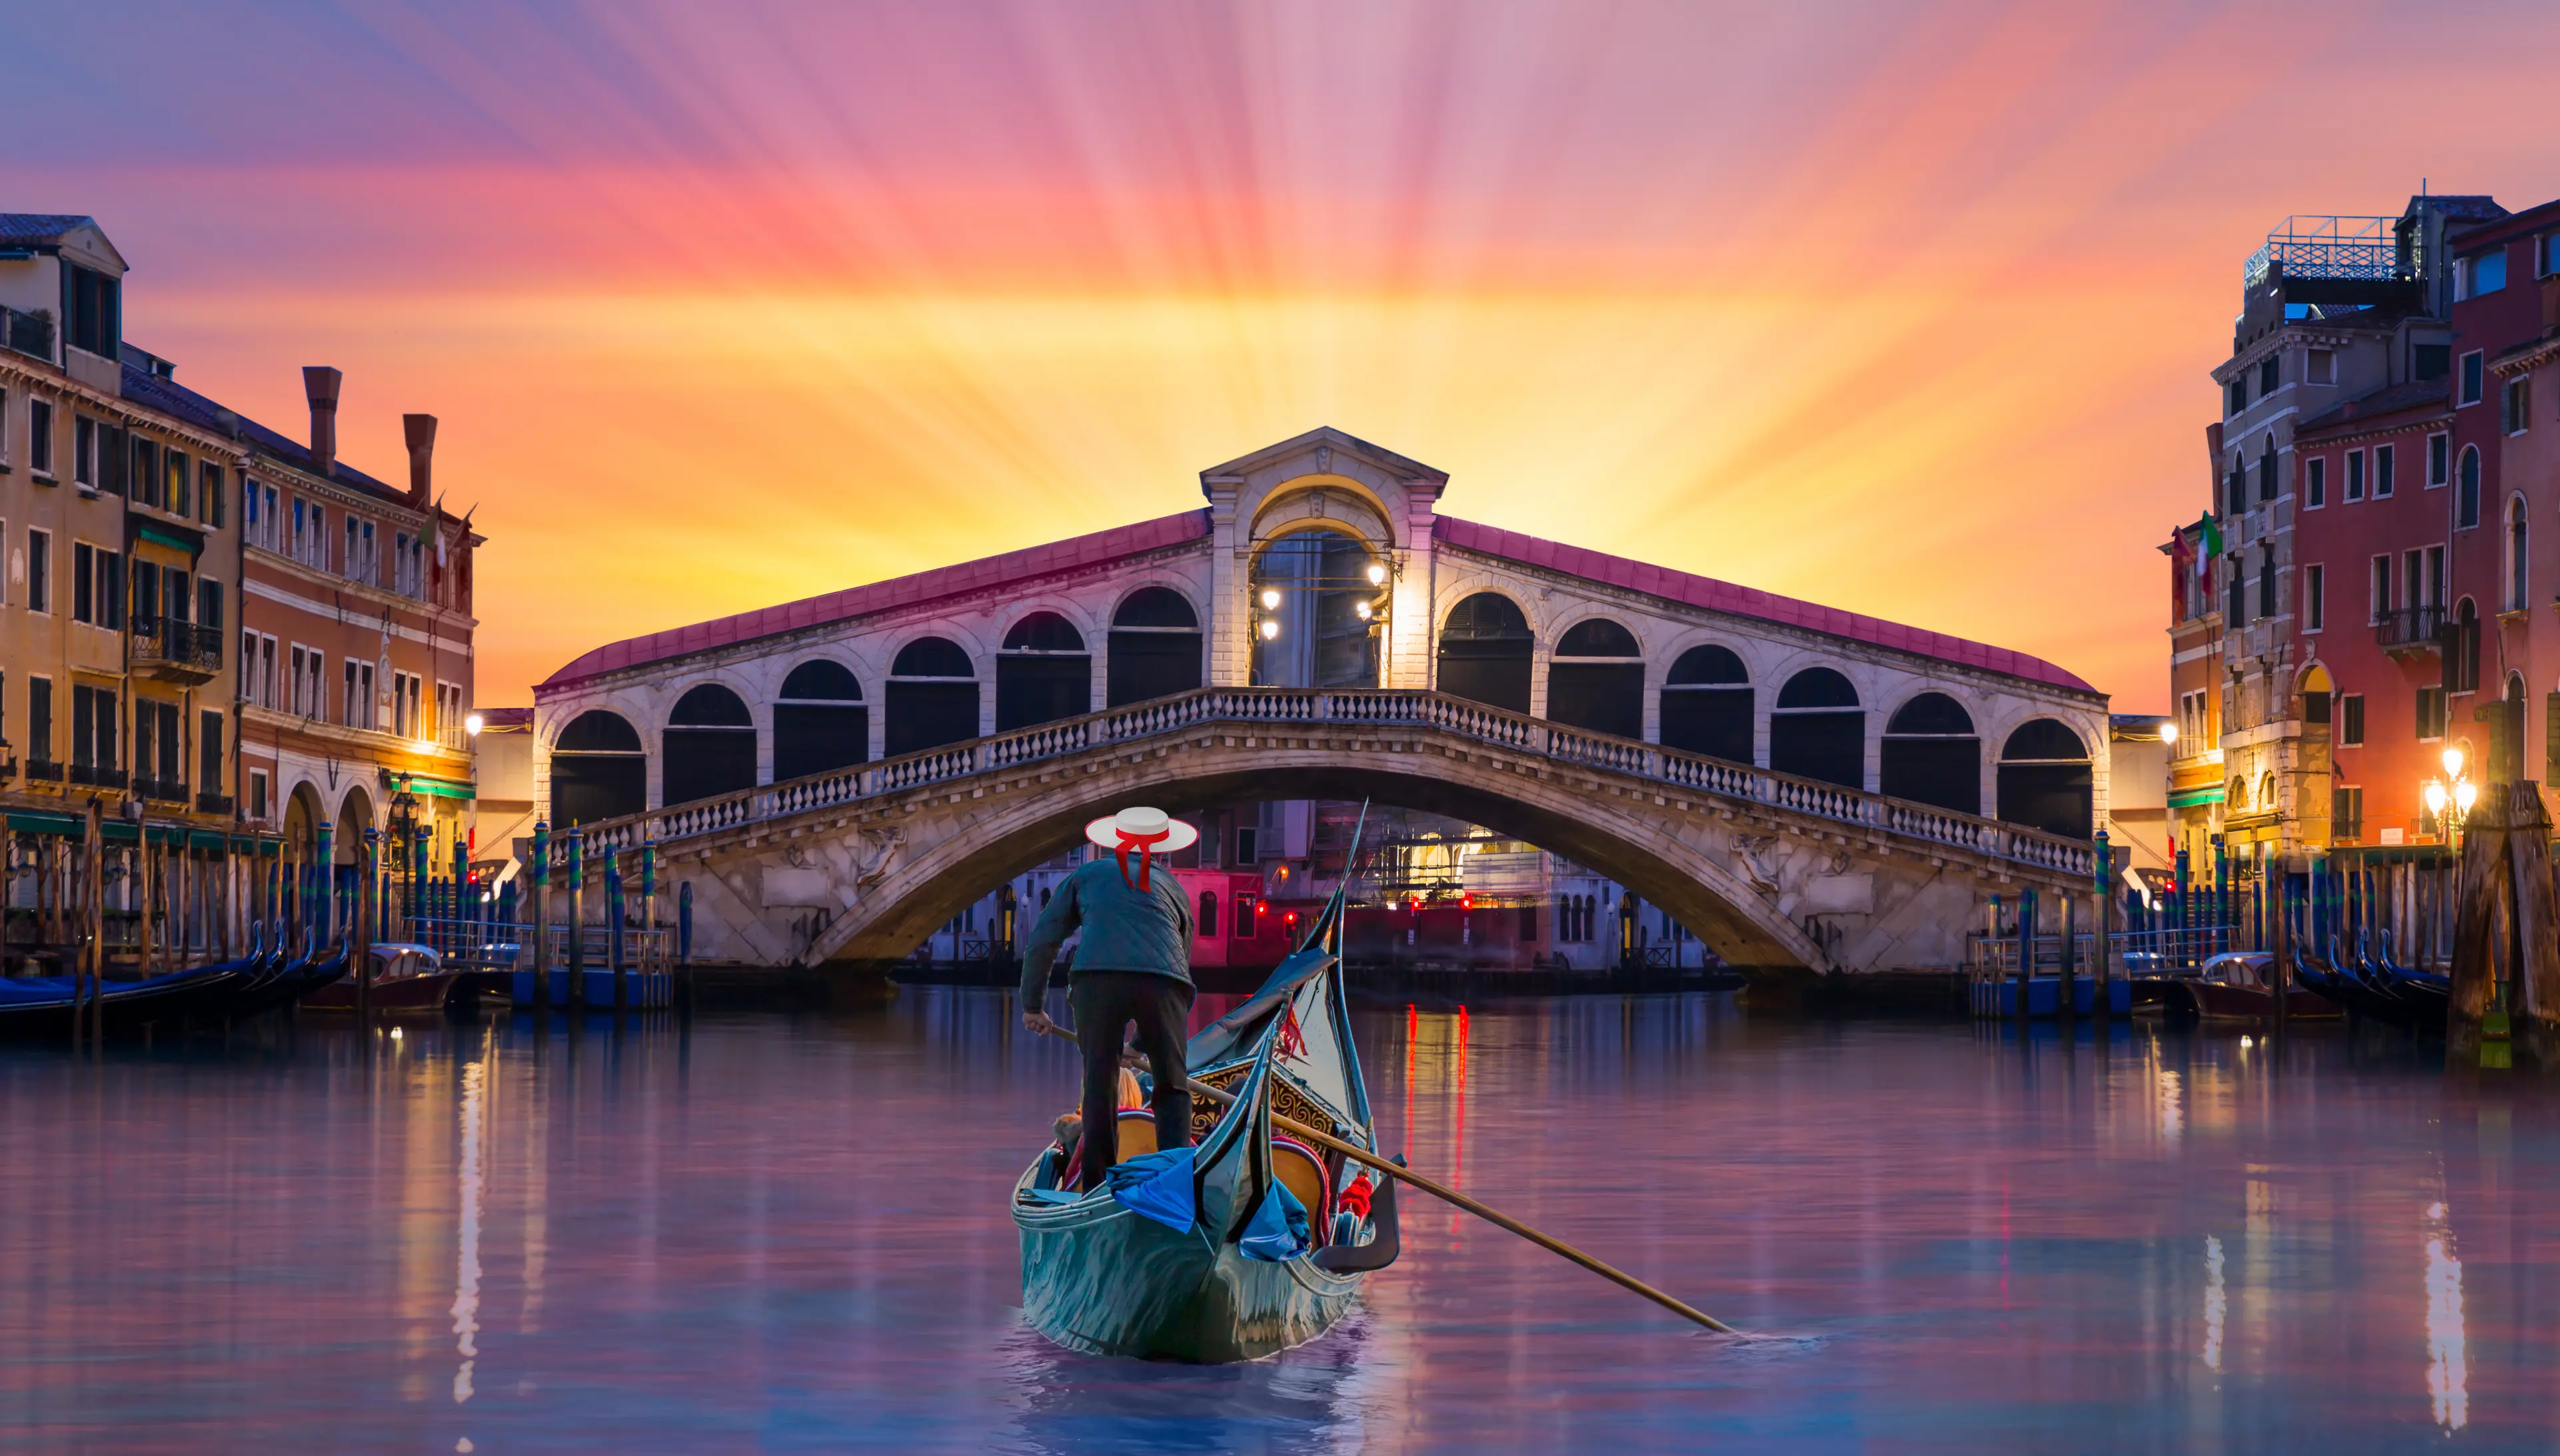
15, 0, 2560, 707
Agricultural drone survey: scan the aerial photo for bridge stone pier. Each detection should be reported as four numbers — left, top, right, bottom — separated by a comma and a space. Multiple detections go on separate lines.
540, 427, 2109, 999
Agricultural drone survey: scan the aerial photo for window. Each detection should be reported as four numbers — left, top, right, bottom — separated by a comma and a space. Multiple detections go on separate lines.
2417, 686, 2448, 740
1197, 891, 1217, 938
2305, 457, 2326, 508
2461, 351, 2485, 407
2258, 546, 2275, 619
65, 265, 118, 357
2371, 555, 2392, 623
2473, 249, 2507, 296
2509, 496, 2531, 613
2307, 348, 2335, 384
70, 543, 91, 624
164, 449, 188, 515
27, 399, 50, 477
2305, 563, 2324, 631
0, 387, 8, 467
2375, 443, 2394, 497
2339, 693, 2365, 746
199, 710, 223, 803
2227, 377, 2247, 415
201, 461, 223, 527
391, 670, 425, 739
26, 677, 49, 767
2229, 554, 2249, 628
2427, 545, 2446, 607
1234, 893, 1257, 938
2345, 449, 2365, 502
2457, 445, 2481, 528
2257, 440, 2277, 503
2415, 343, 2450, 381
196, 577, 220, 645
2505, 378, 2531, 435
2259, 357, 2279, 395
2429, 432, 2449, 487
131, 435, 157, 508
69, 684, 117, 773
2226, 457, 2247, 517
26, 529, 47, 613
2547, 235, 2560, 277
2333, 786, 2363, 843
245, 632, 278, 709
73, 415, 93, 489
437, 681, 465, 749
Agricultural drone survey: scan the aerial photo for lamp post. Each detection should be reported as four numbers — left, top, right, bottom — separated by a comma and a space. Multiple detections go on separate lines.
2423, 745, 2477, 849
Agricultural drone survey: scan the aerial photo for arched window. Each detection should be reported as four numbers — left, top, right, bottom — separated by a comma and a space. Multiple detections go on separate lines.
1659, 644, 1752, 764
1197, 889, 1219, 938
663, 683, 756, 807
774, 659, 866, 781
1437, 593, 1533, 713
2453, 598, 2481, 693
996, 611, 1091, 732
886, 636, 979, 757
549, 709, 645, 825
2257, 437, 2276, 503
2508, 496, 2529, 613
1880, 691, 1979, 815
1769, 667, 1863, 789
1107, 587, 1202, 707
1997, 718, 2093, 839
1251, 530, 1385, 689
2458, 444, 2481, 529
2259, 773, 2279, 815
1545, 617, 1642, 739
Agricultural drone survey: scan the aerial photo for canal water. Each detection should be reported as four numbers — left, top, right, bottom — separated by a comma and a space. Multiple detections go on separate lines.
2, 990, 2555, 1453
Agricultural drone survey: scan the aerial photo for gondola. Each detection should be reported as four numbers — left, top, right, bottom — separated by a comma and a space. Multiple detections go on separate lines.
225, 925, 351, 1018
1011, 875, 1399, 1363
0, 951, 259, 1038
302, 943, 465, 1014
2161, 950, 2340, 1021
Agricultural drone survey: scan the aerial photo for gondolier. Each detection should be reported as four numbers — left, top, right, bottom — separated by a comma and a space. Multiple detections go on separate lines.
1020, 806, 1198, 1192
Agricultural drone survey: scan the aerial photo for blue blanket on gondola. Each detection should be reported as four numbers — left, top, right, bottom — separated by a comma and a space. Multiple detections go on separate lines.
1108, 1147, 1197, 1232
1238, 1179, 1309, 1262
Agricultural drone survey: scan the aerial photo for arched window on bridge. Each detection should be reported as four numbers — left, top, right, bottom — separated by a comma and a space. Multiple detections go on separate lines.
887, 637, 979, 756
1997, 718, 2093, 839
550, 709, 645, 825
1107, 587, 1203, 707
1769, 667, 1863, 790
1659, 644, 1753, 764
1436, 592, 1532, 714
996, 612, 1091, 732
663, 684, 757, 807
773, 659, 867, 781
1251, 530, 1385, 688
1880, 691, 1980, 815
1545, 617, 1643, 739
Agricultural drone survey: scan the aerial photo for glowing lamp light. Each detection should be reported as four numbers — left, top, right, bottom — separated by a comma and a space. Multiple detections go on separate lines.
2158, 719, 2178, 747
2455, 780, 2478, 813
1365, 562, 1387, 586
1461, 892, 1474, 910
1257, 619, 1280, 640
1259, 587, 1282, 609
1353, 599, 1373, 619
465, 712, 485, 737
2442, 746, 2466, 779
2424, 781, 2449, 817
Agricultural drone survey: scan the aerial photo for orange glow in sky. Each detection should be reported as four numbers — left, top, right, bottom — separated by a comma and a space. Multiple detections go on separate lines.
19, 1, 2560, 704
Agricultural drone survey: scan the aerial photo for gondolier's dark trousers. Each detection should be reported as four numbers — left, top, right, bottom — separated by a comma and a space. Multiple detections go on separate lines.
1069, 971, 1194, 1193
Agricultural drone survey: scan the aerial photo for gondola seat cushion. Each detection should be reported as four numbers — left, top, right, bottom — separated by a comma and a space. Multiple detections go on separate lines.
1271, 1135, 1331, 1238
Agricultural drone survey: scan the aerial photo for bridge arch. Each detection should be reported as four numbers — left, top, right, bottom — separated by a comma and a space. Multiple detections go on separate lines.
886, 635, 981, 757
1247, 475, 1402, 549
1770, 666, 1864, 790
1437, 590, 1535, 713
1995, 717, 2093, 839
1107, 585, 1203, 707
800, 746, 1829, 977
664, 682, 757, 807
775, 659, 867, 781
1660, 641, 1753, 764
1546, 615, 1644, 739
996, 610, 1093, 731
549, 707, 647, 824
1880, 690, 1980, 815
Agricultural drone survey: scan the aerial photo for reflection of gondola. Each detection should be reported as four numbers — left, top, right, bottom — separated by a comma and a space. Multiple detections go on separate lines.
1013, 871, 1397, 1363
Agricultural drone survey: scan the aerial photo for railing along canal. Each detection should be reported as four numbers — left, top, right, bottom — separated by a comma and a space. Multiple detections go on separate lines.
577, 687, 2096, 877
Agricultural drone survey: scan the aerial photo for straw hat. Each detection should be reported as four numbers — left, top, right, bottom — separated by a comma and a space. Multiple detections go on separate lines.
1083, 806, 1199, 856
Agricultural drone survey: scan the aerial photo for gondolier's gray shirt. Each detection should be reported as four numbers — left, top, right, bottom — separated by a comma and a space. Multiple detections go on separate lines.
1018, 857, 1194, 1003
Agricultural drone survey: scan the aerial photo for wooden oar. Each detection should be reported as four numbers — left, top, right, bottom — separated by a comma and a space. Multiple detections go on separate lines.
1033, 1020, 1735, 1335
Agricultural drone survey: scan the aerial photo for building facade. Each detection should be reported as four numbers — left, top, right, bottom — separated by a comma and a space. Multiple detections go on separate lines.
0, 213, 481, 909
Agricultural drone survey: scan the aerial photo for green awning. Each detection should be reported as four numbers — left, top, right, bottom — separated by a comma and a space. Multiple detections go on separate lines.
2168, 785, 2227, 809
3, 809, 85, 837
393, 773, 475, 801
137, 523, 201, 555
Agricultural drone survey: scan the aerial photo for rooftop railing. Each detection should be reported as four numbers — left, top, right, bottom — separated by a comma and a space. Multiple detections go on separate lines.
2245, 215, 2405, 289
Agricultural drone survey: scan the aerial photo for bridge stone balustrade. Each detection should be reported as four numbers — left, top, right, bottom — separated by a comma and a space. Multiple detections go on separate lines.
573, 687, 2093, 997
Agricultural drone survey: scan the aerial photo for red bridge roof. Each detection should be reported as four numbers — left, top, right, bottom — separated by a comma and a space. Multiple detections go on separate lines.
540, 509, 2090, 695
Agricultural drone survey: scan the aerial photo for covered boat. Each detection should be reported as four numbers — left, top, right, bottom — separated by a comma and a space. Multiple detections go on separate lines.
1011, 892, 1399, 1363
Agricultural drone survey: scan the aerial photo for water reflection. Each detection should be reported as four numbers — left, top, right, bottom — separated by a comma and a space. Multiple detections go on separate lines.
0, 996, 2549, 1449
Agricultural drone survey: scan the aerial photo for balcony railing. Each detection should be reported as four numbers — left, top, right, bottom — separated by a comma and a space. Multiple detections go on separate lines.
25, 759, 63, 783
4, 307, 53, 362
197, 793, 233, 816
2374, 603, 2445, 653
67, 764, 125, 789
2246, 215, 2404, 289
135, 775, 188, 803
130, 616, 223, 681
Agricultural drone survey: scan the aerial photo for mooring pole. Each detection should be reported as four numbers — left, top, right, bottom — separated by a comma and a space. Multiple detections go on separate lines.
638, 839, 658, 989
678, 880, 694, 1013
357, 828, 376, 1020
565, 827, 586, 1011
2015, 887, 2037, 1026
607, 845, 628, 1013
2092, 831, 2114, 1020
529, 821, 551, 1012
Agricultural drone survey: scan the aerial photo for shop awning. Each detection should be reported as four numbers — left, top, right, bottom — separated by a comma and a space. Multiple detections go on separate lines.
386, 770, 475, 802
2167, 785, 2226, 809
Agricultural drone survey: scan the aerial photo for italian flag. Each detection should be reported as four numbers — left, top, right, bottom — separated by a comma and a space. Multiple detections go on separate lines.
2192, 513, 2222, 575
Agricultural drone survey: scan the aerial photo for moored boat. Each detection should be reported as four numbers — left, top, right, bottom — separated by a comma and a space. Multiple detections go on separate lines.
2166, 950, 2341, 1021
303, 943, 465, 1014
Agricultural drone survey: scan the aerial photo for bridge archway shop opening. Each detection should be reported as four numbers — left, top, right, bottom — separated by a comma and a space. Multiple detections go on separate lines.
885, 637, 979, 757
1880, 691, 1979, 815
774, 659, 867, 781
996, 612, 1092, 732
551, 709, 645, 825
1659, 644, 1752, 765
1770, 667, 1863, 790
1436, 592, 1533, 713
1545, 618, 1643, 739
1249, 529, 1385, 689
1107, 587, 1202, 707
663, 684, 757, 808
1996, 718, 2093, 839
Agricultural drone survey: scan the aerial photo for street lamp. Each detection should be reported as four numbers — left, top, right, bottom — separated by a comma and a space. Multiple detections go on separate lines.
2159, 719, 2178, 748
1258, 618, 1280, 640
2424, 745, 2475, 845
465, 712, 485, 738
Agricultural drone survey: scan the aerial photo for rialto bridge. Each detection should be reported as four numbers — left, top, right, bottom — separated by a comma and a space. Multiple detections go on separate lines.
533, 428, 2109, 985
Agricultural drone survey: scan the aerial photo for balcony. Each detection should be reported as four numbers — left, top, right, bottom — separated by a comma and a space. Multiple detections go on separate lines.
135, 775, 188, 804
2375, 604, 2445, 659
196, 793, 233, 816
130, 616, 223, 685
25, 759, 63, 783
67, 764, 125, 790
2247, 215, 2404, 289
3, 306, 53, 363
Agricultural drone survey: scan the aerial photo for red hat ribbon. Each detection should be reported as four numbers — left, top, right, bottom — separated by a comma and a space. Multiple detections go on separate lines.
1115, 827, 1171, 893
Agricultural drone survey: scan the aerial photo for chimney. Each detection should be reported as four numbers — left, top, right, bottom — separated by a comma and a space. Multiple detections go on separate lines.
302, 366, 342, 478
403, 413, 437, 508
